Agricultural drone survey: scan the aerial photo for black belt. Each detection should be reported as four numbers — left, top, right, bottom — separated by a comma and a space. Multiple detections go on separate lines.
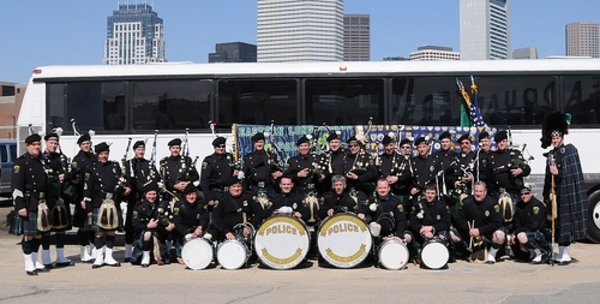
25, 190, 46, 199
211, 186, 229, 192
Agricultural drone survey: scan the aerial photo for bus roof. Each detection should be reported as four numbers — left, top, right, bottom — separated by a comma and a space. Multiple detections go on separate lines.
30, 59, 600, 81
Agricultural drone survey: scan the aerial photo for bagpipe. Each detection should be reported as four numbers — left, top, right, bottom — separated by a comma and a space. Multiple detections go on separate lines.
210, 120, 241, 171
177, 127, 200, 183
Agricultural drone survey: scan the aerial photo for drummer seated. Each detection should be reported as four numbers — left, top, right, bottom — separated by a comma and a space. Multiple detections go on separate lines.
453, 181, 505, 264
267, 176, 310, 222
319, 174, 364, 219
172, 183, 210, 265
212, 179, 264, 242
409, 184, 454, 262
358, 178, 412, 244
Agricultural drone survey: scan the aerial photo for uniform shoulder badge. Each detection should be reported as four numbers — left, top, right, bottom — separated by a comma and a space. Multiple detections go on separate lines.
202, 161, 208, 169
13, 165, 20, 174
560, 147, 566, 154
493, 204, 500, 213
132, 210, 138, 219
72, 161, 78, 167
213, 200, 219, 208
84, 172, 91, 180
397, 204, 403, 212
411, 206, 416, 212
173, 207, 180, 216
533, 206, 540, 215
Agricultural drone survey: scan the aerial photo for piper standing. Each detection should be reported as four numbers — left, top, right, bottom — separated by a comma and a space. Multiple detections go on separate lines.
9, 134, 50, 275
541, 112, 587, 265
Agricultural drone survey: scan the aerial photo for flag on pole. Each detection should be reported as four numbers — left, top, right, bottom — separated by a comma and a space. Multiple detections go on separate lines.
468, 76, 487, 128
456, 78, 472, 127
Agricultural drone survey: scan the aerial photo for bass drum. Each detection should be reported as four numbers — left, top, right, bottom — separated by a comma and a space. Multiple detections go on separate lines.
181, 238, 214, 270
217, 240, 250, 270
420, 238, 449, 269
378, 238, 409, 270
317, 213, 372, 269
254, 215, 310, 270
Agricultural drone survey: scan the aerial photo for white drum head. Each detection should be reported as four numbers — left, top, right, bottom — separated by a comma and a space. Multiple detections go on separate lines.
378, 240, 409, 270
182, 238, 213, 270
317, 213, 372, 268
217, 241, 248, 270
255, 215, 310, 270
421, 240, 449, 269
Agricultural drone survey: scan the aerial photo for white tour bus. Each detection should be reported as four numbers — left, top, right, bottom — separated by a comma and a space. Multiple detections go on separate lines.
16, 59, 600, 241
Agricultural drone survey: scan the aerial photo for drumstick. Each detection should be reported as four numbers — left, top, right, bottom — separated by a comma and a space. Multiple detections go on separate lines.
468, 220, 474, 252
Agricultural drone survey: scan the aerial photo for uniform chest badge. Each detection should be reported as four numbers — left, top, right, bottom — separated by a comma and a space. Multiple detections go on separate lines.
369, 203, 378, 212
436, 215, 441, 221
485, 210, 490, 217
560, 147, 565, 154
243, 200, 248, 207
533, 206, 540, 214
237, 208, 242, 213
429, 166, 435, 172
293, 203, 298, 210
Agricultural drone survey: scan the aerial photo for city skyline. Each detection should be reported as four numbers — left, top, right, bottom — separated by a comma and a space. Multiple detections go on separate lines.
1, 0, 599, 83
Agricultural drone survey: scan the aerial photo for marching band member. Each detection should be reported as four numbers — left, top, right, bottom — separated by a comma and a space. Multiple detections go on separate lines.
200, 136, 240, 207
39, 132, 73, 268
487, 130, 530, 197
455, 134, 476, 195
71, 132, 97, 263
378, 135, 413, 206
343, 136, 377, 195
242, 132, 282, 197
358, 178, 412, 244
9, 134, 49, 275
455, 181, 504, 264
541, 112, 587, 265
212, 179, 264, 242
83, 142, 123, 269
123, 140, 161, 262
476, 131, 492, 185
315, 133, 346, 193
267, 176, 309, 221
159, 138, 199, 199
172, 183, 209, 265
508, 184, 549, 264
320, 174, 364, 218
131, 183, 175, 268
410, 137, 443, 198
409, 183, 453, 262
285, 135, 320, 196
433, 131, 459, 201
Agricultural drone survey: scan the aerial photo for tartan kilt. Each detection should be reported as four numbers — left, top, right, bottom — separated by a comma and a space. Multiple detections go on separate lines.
88, 207, 123, 232
9, 211, 40, 237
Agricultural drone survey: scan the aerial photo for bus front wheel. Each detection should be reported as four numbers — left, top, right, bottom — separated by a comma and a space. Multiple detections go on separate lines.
587, 190, 600, 243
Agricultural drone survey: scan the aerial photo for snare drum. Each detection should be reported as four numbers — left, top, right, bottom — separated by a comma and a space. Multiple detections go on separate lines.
317, 213, 372, 268
420, 238, 449, 269
182, 238, 214, 270
377, 238, 409, 270
217, 240, 250, 270
254, 215, 310, 270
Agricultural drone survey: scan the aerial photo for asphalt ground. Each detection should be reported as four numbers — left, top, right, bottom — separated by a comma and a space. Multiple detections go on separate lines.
1, 204, 600, 303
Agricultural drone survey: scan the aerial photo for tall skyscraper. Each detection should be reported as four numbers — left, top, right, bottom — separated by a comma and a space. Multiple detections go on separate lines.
209, 42, 257, 63
566, 22, 600, 58
257, 0, 344, 62
460, 0, 510, 60
103, 4, 166, 65
343, 14, 370, 61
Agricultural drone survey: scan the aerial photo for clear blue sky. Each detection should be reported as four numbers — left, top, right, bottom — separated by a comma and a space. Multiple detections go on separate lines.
1, 0, 599, 83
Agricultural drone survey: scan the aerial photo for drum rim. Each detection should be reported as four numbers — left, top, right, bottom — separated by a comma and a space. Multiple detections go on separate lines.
182, 238, 213, 270
254, 214, 310, 270
217, 240, 249, 270
378, 240, 409, 270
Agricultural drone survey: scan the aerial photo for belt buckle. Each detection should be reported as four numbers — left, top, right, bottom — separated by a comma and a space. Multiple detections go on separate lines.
106, 193, 114, 200
257, 181, 265, 188
307, 183, 315, 190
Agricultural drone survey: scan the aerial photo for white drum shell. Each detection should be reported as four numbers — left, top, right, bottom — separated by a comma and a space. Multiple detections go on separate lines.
182, 238, 214, 270
254, 215, 311, 270
378, 239, 409, 270
420, 239, 449, 270
217, 240, 250, 270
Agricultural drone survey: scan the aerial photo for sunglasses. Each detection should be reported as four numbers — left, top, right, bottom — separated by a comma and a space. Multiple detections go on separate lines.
520, 192, 532, 196
216, 145, 226, 148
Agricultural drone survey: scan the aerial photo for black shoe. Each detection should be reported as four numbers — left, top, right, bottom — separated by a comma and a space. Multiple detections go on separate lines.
26, 270, 38, 276
557, 260, 571, 266
124, 257, 131, 263
92, 264, 103, 269
485, 260, 495, 265
43, 263, 54, 270
36, 267, 50, 273
55, 261, 75, 268
529, 259, 544, 265
105, 262, 121, 267
141, 263, 149, 268
81, 259, 94, 264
